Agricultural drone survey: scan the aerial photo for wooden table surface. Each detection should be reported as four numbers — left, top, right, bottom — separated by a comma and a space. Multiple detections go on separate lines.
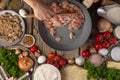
23, 0, 119, 60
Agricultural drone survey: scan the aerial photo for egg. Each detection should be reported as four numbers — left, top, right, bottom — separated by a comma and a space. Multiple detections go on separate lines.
19, 9, 27, 18
98, 48, 109, 56
75, 56, 85, 66
38, 55, 46, 64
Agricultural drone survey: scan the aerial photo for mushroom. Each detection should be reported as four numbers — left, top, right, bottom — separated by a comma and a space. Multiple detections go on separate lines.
18, 54, 23, 59
19, 9, 35, 18
89, 47, 97, 54
97, 18, 112, 32
22, 51, 29, 57
15, 49, 22, 55
34, 51, 41, 58
68, 59, 75, 65
19, 9, 27, 18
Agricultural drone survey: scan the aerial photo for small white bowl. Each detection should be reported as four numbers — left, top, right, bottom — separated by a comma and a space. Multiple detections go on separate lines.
21, 34, 35, 47
114, 25, 120, 39
111, 46, 120, 61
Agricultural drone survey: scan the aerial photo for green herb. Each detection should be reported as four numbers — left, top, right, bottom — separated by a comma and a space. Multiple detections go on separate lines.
84, 60, 120, 80
0, 48, 25, 78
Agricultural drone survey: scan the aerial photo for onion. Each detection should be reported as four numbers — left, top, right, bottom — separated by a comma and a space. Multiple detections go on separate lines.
97, 18, 112, 32
88, 54, 104, 67
18, 57, 34, 71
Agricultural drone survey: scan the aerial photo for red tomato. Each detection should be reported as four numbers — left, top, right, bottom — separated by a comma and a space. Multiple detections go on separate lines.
54, 55, 61, 61
103, 31, 111, 39
59, 59, 67, 67
95, 33, 103, 42
30, 45, 38, 53
82, 50, 90, 58
46, 59, 53, 64
94, 42, 102, 50
48, 52, 55, 58
102, 41, 110, 48
53, 61, 60, 68
109, 37, 117, 45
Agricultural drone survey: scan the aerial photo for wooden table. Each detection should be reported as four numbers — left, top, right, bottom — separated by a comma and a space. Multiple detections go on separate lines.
23, 0, 119, 60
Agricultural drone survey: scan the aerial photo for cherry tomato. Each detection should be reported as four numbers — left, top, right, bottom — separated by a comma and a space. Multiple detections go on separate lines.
59, 59, 67, 67
82, 50, 90, 58
30, 45, 38, 53
109, 37, 117, 45
103, 31, 111, 39
46, 59, 53, 64
95, 33, 103, 42
53, 61, 60, 68
48, 52, 55, 58
102, 41, 110, 48
54, 55, 61, 61
94, 42, 102, 50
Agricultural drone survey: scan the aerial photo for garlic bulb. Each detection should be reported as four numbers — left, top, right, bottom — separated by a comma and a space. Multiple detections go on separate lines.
19, 9, 27, 18
98, 48, 109, 56
75, 56, 85, 66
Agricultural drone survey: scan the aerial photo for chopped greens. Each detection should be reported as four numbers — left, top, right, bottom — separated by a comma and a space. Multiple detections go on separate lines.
84, 60, 120, 80
0, 48, 25, 78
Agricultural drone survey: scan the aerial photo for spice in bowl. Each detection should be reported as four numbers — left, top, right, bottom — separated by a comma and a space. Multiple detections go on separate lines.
21, 34, 35, 47
8, 0, 23, 11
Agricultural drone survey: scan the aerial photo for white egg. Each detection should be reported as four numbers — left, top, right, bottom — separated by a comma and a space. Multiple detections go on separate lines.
38, 55, 46, 64
75, 56, 85, 66
19, 9, 27, 18
98, 48, 109, 56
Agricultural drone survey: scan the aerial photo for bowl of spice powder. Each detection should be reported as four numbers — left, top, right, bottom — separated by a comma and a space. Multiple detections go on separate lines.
21, 34, 35, 47
7, 0, 23, 11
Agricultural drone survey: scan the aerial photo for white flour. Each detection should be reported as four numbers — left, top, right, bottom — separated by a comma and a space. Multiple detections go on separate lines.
33, 64, 61, 80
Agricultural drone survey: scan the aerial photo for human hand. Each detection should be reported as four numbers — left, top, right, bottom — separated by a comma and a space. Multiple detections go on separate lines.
33, 2, 56, 20
24, 0, 56, 21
